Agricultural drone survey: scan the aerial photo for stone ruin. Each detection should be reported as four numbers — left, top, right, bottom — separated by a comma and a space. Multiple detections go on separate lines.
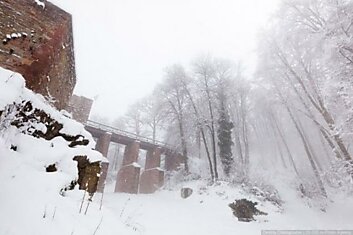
0, 0, 76, 110
66, 95, 93, 124
0, 1, 104, 195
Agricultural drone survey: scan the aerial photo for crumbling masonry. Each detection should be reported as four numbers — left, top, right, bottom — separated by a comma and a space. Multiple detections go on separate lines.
0, 0, 76, 110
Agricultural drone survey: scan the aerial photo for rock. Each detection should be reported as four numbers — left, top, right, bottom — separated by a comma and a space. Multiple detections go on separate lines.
9, 101, 89, 147
1, 99, 102, 195
181, 187, 193, 199
73, 156, 101, 195
228, 199, 267, 222
10, 145, 17, 151
46, 164, 57, 172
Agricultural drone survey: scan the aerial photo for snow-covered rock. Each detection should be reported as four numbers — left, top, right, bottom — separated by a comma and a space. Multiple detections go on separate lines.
0, 67, 105, 193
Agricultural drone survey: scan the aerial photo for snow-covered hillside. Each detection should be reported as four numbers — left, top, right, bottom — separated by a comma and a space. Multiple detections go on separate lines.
0, 67, 124, 234
102, 180, 353, 235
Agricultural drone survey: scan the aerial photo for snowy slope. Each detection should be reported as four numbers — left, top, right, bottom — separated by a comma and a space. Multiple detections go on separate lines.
0, 68, 131, 235
101, 180, 353, 235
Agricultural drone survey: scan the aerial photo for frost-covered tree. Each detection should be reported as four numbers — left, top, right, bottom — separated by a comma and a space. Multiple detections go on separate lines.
124, 101, 145, 136
192, 55, 220, 179
139, 94, 166, 143
159, 65, 190, 173
255, 0, 353, 196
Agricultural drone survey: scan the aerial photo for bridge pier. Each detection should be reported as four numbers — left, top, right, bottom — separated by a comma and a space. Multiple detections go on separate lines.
139, 147, 164, 194
115, 141, 141, 194
85, 121, 185, 194
95, 132, 111, 193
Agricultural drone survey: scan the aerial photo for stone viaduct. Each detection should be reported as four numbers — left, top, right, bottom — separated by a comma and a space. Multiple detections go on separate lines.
85, 120, 184, 194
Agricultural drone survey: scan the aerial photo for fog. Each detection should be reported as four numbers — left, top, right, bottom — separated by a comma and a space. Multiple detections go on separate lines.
50, 0, 279, 120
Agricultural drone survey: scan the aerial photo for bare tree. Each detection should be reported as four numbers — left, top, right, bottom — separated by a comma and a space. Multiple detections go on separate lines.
140, 94, 167, 143
159, 65, 190, 173
192, 56, 219, 180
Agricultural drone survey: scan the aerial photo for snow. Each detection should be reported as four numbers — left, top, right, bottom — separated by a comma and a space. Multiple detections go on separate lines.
143, 167, 164, 172
0, 67, 119, 234
10, 33, 18, 38
100, 180, 353, 235
0, 67, 98, 153
131, 162, 141, 168
34, 0, 45, 9
0, 69, 25, 110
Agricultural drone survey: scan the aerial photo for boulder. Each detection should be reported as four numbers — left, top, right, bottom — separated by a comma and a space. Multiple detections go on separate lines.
181, 187, 193, 199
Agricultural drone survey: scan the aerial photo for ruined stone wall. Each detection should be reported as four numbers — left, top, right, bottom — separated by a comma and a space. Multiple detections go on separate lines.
0, 0, 76, 110
66, 95, 93, 123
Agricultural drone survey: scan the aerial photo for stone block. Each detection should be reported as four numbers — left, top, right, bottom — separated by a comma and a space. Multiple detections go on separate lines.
115, 164, 141, 194
66, 95, 93, 123
139, 168, 164, 194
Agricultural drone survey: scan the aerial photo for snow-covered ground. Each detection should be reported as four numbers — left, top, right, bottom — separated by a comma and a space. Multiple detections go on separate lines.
101, 180, 353, 235
2, 162, 353, 235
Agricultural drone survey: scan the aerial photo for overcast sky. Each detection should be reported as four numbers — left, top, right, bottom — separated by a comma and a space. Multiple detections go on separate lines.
50, 0, 279, 121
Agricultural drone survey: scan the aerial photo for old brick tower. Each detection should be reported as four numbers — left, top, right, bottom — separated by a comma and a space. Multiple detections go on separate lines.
0, 0, 76, 110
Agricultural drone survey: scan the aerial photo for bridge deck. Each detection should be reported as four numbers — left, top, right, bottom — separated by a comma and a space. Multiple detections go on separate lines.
85, 120, 176, 154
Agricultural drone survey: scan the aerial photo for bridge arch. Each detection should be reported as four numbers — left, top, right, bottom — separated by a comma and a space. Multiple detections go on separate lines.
85, 120, 184, 194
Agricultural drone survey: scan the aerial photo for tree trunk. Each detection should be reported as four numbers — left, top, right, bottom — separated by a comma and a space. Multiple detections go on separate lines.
268, 113, 287, 168
204, 77, 218, 180
182, 82, 214, 180
177, 113, 189, 173
283, 103, 327, 197
269, 110, 300, 176
167, 97, 189, 173
240, 97, 250, 176
278, 53, 351, 162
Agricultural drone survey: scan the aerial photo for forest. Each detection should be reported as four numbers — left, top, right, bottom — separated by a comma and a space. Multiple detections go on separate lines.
95, 0, 353, 199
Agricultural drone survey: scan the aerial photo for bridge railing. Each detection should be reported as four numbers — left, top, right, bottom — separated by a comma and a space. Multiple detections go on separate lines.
85, 120, 177, 150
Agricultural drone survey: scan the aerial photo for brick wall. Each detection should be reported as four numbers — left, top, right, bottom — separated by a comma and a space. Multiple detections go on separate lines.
66, 95, 93, 123
0, 0, 76, 110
